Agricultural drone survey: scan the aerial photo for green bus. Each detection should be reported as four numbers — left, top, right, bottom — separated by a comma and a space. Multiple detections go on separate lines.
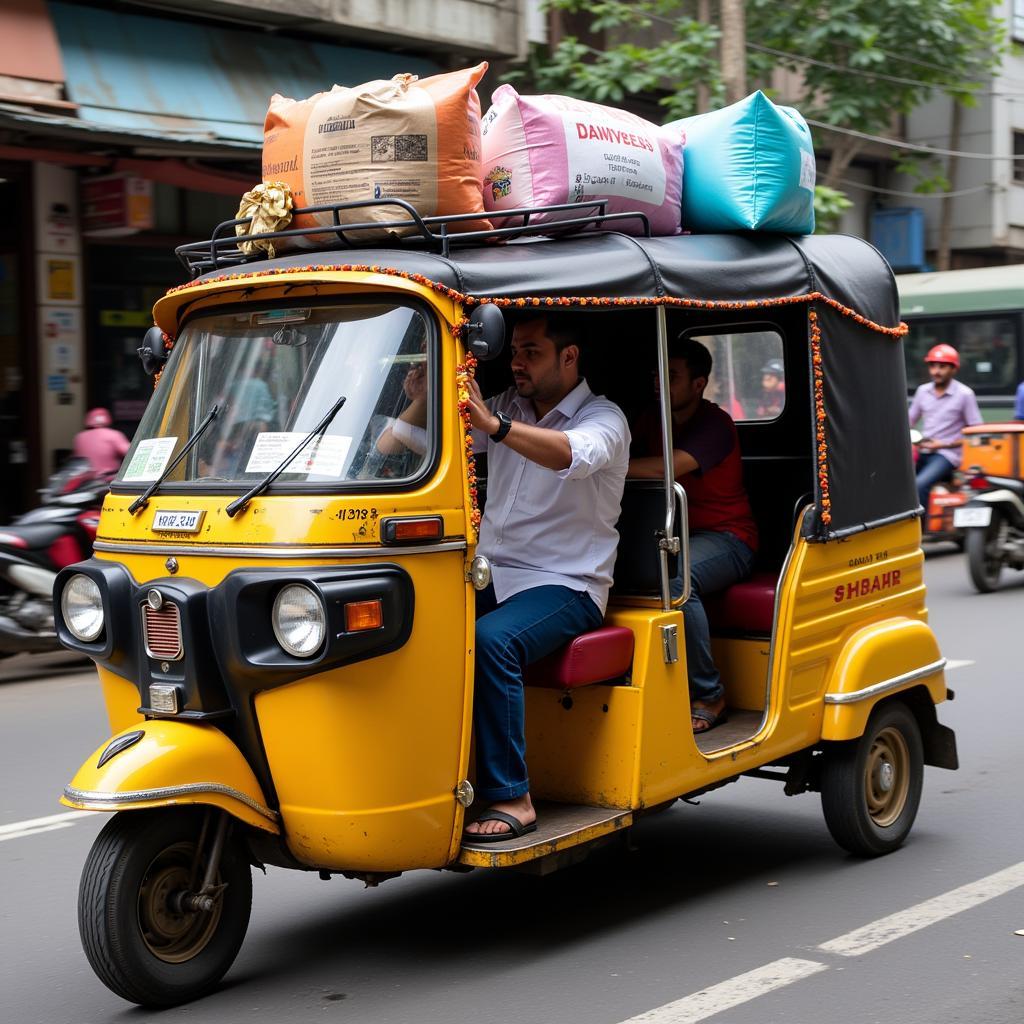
896, 264, 1023, 421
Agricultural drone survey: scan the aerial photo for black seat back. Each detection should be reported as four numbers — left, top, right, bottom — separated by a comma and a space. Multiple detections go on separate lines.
612, 480, 682, 597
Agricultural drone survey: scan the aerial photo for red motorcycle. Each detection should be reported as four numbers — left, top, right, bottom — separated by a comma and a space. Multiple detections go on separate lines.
0, 459, 110, 656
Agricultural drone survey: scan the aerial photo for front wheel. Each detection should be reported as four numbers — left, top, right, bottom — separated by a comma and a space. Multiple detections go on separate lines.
78, 809, 252, 1007
820, 702, 924, 857
965, 512, 1005, 592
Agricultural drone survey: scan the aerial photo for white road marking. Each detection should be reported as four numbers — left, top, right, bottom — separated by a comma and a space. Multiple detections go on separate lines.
618, 958, 828, 1023
819, 861, 1024, 957
0, 809, 98, 841
944, 659, 974, 671
0, 822, 76, 843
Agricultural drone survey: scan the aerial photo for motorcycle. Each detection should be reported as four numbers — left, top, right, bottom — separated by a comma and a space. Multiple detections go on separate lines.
0, 459, 110, 656
955, 423, 1024, 592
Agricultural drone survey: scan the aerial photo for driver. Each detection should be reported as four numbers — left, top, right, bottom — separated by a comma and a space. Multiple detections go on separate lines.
909, 344, 982, 509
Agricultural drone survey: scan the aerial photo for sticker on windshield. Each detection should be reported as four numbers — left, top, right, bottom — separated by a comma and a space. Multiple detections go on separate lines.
123, 437, 178, 482
245, 432, 353, 477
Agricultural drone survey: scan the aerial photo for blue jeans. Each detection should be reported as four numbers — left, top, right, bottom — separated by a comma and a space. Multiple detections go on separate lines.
474, 584, 603, 802
915, 451, 955, 509
672, 531, 756, 704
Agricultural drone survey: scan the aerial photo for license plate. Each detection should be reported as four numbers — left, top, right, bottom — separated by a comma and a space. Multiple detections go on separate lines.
953, 506, 992, 528
152, 510, 204, 533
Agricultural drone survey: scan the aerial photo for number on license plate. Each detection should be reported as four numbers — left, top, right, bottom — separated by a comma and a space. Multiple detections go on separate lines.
952, 506, 992, 528
152, 510, 203, 533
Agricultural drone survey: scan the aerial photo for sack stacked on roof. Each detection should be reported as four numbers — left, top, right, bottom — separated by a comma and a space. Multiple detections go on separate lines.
261, 63, 491, 243
666, 91, 816, 234
480, 85, 684, 236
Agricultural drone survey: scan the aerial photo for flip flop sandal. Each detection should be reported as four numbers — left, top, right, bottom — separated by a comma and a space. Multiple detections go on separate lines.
462, 809, 538, 844
692, 705, 729, 734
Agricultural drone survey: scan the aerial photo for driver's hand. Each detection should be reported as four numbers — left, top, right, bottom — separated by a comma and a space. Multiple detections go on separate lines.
467, 378, 499, 434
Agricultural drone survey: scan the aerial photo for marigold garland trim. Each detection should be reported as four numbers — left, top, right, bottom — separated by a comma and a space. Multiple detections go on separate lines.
809, 306, 831, 526
161, 264, 908, 339
455, 346, 481, 538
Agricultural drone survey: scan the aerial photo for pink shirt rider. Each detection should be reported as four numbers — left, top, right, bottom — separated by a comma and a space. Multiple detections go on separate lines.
73, 427, 131, 476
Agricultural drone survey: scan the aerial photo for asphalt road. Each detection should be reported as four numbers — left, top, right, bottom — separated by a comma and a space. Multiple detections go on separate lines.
1, 550, 1022, 1024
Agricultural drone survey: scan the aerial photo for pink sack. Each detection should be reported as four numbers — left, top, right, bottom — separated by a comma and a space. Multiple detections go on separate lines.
480, 85, 683, 236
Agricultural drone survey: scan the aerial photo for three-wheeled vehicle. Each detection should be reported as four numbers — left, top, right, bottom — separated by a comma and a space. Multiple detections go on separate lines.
56, 201, 958, 1007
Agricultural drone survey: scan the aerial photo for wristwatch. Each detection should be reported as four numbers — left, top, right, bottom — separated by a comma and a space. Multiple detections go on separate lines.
490, 410, 513, 443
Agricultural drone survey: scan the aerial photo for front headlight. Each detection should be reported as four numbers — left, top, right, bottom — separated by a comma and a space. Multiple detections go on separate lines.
61, 574, 104, 642
272, 584, 325, 657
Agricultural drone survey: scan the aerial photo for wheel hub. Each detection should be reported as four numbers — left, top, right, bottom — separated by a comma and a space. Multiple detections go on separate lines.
864, 727, 910, 828
137, 841, 222, 964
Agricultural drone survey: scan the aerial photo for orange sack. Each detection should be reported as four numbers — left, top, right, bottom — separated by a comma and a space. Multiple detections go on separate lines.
262, 63, 491, 243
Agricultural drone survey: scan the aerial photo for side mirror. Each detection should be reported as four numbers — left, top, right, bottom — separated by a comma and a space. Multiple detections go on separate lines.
138, 326, 169, 376
464, 305, 505, 362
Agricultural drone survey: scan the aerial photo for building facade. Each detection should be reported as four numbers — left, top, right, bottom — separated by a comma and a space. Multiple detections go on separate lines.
0, 0, 531, 517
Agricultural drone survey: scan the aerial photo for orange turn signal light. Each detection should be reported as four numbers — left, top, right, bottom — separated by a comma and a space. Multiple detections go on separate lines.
382, 516, 443, 543
344, 599, 383, 633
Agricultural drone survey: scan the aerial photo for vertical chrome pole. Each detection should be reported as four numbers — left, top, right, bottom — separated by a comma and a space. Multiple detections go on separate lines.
655, 306, 677, 611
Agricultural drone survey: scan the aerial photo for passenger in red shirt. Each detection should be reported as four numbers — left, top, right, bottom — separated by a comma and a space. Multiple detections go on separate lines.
629, 337, 757, 733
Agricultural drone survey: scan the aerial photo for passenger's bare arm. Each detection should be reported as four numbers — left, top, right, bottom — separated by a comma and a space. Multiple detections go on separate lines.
628, 450, 698, 478
467, 379, 572, 471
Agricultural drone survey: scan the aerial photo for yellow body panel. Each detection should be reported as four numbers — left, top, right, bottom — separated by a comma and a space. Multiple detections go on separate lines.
61, 720, 279, 833
97, 667, 145, 734
254, 550, 470, 872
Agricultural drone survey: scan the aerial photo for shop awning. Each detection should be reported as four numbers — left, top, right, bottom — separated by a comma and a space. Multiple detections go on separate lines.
44, 0, 439, 151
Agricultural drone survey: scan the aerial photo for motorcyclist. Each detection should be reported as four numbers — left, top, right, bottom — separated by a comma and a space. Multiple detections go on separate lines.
908, 345, 982, 509
72, 408, 130, 476
756, 358, 786, 418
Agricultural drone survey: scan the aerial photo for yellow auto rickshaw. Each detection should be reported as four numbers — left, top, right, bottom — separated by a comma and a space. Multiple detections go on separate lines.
56, 200, 957, 1006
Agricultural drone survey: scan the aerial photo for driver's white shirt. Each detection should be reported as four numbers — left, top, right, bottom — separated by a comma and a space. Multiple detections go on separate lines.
473, 379, 630, 614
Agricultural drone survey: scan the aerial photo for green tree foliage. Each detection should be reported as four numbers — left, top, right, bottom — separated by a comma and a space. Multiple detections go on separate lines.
521, 0, 1003, 220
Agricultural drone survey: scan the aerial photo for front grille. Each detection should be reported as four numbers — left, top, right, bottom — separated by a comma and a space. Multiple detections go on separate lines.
143, 602, 182, 660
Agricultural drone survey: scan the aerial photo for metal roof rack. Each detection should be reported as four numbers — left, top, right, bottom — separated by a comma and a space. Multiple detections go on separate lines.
174, 197, 652, 277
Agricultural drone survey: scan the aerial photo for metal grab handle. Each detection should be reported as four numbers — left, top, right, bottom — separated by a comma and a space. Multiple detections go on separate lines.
670, 482, 691, 609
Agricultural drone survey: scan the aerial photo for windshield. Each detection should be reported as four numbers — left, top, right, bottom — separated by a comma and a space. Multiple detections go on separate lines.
117, 302, 434, 489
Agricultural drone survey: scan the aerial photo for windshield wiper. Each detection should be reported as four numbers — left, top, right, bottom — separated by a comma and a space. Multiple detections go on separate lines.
226, 395, 347, 518
128, 404, 220, 515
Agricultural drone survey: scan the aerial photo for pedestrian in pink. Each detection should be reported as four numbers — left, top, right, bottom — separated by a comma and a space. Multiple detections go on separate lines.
73, 408, 131, 476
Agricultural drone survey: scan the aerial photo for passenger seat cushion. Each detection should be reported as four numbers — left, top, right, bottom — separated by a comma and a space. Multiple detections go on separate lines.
703, 571, 778, 635
525, 626, 635, 689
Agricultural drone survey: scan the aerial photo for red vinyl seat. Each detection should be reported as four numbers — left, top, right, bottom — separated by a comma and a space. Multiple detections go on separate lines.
703, 571, 778, 635
525, 626, 635, 690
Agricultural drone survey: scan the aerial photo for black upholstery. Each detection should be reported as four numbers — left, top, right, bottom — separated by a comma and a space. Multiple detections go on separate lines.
612, 480, 682, 597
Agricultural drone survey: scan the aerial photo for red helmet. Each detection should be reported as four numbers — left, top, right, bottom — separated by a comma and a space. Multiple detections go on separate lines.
924, 344, 959, 368
84, 407, 112, 429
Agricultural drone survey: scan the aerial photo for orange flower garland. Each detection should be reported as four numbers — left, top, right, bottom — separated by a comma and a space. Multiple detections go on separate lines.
162, 264, 908, 339
455, 347, 482, 538
809, 307, 830, 526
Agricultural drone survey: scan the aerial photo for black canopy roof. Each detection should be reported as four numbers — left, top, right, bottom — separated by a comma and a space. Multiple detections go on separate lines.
188, 231, 899, 331
176, 229, 915, 541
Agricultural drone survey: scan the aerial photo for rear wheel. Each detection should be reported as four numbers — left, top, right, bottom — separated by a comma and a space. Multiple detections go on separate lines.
78, 809, 252, 1007
966, 512, 1005, 592
820, 702, 924, 857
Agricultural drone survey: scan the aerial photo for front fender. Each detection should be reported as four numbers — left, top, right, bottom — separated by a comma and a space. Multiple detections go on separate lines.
61, 720, 279, 833
821, 617, 946, 741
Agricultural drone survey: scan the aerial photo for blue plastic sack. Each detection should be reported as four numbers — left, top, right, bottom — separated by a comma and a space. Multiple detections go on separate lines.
667, 91, 816, 234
